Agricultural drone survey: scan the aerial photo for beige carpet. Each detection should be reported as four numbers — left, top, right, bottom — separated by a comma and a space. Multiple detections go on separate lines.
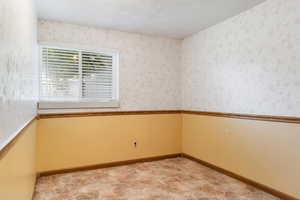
33, 158, 279, 200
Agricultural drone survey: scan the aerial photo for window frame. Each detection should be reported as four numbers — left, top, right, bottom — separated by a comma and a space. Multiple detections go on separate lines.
38, 45, 120, 111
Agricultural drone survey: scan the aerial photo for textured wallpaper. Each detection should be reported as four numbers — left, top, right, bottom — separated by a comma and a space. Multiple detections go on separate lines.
38, 20, 182, 112
182, 0, 300, 117
0, 0, 38, 148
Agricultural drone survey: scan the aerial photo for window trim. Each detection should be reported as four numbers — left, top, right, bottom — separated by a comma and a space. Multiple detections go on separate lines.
38, 100, 120, 109
38, 45, 120, 110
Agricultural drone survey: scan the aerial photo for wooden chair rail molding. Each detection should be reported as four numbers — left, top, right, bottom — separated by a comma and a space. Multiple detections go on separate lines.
181, 110, 300, 124
38, 110, 300, 124
37, 110, 182, 118
0, 117, 37, 160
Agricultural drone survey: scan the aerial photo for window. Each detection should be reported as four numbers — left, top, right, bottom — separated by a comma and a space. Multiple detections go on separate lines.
39, 46, 119, 110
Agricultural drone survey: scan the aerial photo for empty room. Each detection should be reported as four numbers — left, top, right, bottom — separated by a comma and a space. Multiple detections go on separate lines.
0, 0, 299, 199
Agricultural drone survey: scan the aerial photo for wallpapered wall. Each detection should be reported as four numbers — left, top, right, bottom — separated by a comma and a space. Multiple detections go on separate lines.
38, 20, 182, 113
182, 0, 300, 117
0, 0, 38, 149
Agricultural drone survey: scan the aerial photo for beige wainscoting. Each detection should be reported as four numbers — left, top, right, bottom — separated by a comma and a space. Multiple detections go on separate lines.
0, 120, 37, 200
35, 111, 300, 199
37, 114, 182, 173
182, 113, 300, 199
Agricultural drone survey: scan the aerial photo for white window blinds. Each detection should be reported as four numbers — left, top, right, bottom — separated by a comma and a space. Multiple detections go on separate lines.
40, 47, 117, 103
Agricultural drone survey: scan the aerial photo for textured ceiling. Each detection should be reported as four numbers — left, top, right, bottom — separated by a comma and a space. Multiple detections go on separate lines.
36, 0, 266, 39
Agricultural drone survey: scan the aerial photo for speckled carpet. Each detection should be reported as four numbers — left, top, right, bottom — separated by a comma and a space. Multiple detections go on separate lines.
33, 158, 279, 200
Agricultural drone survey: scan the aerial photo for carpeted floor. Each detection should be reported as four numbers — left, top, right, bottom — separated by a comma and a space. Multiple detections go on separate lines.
33, 158, 279, 200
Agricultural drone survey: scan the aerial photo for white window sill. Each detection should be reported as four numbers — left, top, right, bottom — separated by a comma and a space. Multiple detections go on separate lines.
38, 100, 120, 113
